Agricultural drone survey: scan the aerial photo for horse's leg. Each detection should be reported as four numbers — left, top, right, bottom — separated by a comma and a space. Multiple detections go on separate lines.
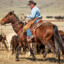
30, 47, 36, 60
28, 43, 32, 56
43, 42, 51, 60
22, 42, 26, 54
23, 46, 26, 54
16, 46, 19, 61
36, 44, 41, 54
18, 46, 22, 54
16, 46, 21, 61
32, 43, 37, 54
12, 47, 15, 55
9, 41, 11, 51
7, 40, 10, 51
15, 43, 22, 54
2, 40, 8, 51
54, 39, 60, 64
16, 43, 21, 61
27, 42, 36, 60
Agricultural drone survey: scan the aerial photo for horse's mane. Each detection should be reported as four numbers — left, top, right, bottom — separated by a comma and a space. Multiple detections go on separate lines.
13, 13, 24, 26
13, 13, 20, 21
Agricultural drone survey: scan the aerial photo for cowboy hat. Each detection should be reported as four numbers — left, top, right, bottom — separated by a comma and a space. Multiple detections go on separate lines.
27, 0, 36, 5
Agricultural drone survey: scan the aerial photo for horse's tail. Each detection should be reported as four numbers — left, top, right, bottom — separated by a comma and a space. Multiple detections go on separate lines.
53, 25, 64, 63
53, 25, 64, 55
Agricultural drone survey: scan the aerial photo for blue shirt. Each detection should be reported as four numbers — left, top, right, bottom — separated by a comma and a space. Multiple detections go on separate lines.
27, 6, 41, 23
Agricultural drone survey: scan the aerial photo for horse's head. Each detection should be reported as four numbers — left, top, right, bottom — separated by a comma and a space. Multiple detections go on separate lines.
1, 11, 14, 25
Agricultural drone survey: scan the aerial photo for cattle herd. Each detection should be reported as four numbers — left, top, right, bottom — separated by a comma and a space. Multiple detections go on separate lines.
46, 16, 64, 20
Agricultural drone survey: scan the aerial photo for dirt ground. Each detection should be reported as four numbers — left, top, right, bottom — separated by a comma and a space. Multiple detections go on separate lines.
0, 49, 64, 64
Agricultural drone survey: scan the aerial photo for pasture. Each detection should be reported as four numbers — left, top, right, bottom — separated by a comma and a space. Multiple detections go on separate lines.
0, 11, 64, 64
0, 50, 64, 64
0, 20, 64, 64
0, 0, 64, 64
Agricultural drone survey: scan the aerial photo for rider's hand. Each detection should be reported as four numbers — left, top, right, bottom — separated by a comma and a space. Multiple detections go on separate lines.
24, 14, 27, 18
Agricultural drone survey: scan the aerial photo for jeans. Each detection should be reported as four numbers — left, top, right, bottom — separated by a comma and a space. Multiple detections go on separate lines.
27, 29, 32, 38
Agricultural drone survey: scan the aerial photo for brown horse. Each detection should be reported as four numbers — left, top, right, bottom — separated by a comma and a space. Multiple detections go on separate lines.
58, 30, 64, 39
0, 34, 8, 51
1, 11, 64, 64
37, 30, 64, 55
11, 35, 28, 55
11, 35, 19, 54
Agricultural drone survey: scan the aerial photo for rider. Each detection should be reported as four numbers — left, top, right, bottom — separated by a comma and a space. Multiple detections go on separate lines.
24, 0, 42, 41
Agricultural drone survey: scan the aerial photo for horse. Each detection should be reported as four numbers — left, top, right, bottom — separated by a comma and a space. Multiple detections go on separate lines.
0, 34, 8, 51
58, 30, 64, 39
11, 35, 28, 55
11, 35, 45, 55
11, 35, 19, 54
1, 11, 64, 64
36, 30, 64, 55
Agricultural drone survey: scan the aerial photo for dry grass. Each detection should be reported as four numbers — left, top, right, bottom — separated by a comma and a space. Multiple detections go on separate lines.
0, 0, 64, 64
0, 50, 64, 64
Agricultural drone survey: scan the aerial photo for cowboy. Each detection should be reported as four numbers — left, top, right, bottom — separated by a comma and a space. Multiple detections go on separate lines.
24, 0, 42, 41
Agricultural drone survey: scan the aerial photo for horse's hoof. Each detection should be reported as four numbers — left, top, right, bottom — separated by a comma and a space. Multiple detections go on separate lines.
43, 58, 46, 61
57, 62, 60, 64
12, 53, 14, 55
33, 58, 36, 61
16, 59, 19, 61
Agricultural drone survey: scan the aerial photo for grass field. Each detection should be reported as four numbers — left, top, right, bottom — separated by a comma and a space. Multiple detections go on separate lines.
0, 50, 64, 64
0, 1, 64, 64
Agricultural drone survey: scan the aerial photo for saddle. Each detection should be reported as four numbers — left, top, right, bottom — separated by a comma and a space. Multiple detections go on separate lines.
23, 17, 42, 32
30, 20, 43, 41
23, 18, 37, 32
33, 20, 43, 29
23, 18, 42, 41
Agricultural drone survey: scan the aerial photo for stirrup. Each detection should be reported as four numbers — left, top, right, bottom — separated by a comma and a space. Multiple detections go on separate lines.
27, 35, 34, 41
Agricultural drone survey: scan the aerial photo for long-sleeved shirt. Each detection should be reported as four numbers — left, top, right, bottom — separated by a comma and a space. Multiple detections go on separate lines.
27, 6, 41, 23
